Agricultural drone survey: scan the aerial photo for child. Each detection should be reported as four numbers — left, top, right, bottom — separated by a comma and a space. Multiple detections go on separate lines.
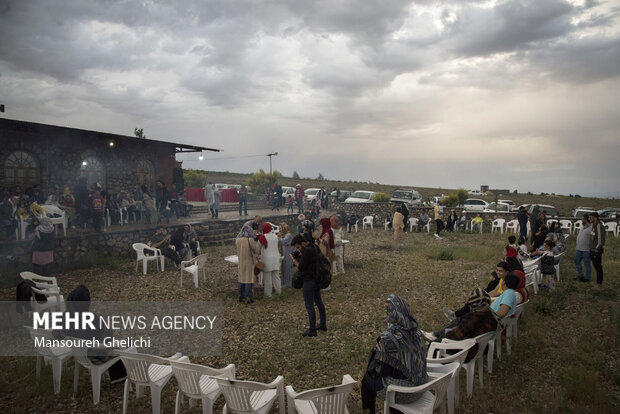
517, 236, 530, 260
507, 235, 518, 250
287, 195, 294, 213
485, 271, 499, 293
539, 239, 556, 292
91, 188, 105, 233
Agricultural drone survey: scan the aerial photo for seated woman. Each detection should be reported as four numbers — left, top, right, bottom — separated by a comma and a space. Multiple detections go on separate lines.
420, 273, 520, 362
361, 294, 428, 414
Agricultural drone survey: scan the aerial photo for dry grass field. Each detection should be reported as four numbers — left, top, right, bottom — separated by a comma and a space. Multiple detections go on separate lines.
1, 229, 618, 413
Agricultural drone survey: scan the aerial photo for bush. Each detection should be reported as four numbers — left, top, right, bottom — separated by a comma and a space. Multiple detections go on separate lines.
441, 194, 459, 207
246, 169, 282, 193
372, 192, 390, 202
436, 249, 454, 261
455, 188, 468, 206
183, 169, 207, 188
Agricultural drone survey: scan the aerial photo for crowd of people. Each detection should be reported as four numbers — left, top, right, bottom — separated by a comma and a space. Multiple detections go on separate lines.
0, 179, 193, 241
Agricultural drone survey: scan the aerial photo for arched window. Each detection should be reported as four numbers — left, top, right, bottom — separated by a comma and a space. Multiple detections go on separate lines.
80, 156, 106, 188
136, 159, 155, 190
5, 151, 40, 187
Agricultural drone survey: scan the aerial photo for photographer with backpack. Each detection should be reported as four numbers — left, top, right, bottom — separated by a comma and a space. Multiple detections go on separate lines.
291, 233, 327, 337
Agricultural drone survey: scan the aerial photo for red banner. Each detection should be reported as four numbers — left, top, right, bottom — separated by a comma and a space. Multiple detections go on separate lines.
185, 188, 238, 203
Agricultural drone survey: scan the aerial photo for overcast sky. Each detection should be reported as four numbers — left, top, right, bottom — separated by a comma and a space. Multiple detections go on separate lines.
1, 0, 619, 196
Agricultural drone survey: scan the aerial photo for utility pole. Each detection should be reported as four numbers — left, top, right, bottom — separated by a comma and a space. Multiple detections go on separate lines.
267, 152, 278, 175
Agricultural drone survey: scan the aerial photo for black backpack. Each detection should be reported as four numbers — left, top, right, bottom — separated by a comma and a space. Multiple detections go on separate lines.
315, 248, 332, 289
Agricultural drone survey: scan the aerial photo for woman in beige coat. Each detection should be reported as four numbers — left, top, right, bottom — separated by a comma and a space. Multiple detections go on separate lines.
393, 207, 405, 240
236, 225, 258, 304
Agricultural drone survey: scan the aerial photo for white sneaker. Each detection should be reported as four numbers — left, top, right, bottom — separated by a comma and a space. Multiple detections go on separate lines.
434, 234, 439, 238
420, 330, 437, 341
443, 307, 456, 321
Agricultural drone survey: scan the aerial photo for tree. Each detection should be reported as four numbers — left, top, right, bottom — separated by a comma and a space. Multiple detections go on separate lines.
134, 128, 146, 139
372, 192, 390, 202
292, 171, 300, 179
441, 194, 459, 207
183, 169, 207, 187
455, 188, 469, 206
246, 169, 282, 193
317, 173, 325, 180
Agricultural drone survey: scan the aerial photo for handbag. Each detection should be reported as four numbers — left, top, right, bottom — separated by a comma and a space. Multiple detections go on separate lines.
292, 270, 303, 289
253, 260, 264, 276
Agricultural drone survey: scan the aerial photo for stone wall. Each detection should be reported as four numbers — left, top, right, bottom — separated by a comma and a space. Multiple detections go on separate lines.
0, 118, 176, 196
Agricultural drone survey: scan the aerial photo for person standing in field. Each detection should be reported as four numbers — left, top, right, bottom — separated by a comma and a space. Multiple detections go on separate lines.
574, 214, 592, 283
392, 207, 404, 240
434, 201, 444, 239
204, 181, 215, 218
589, 212, 605, 285
294, 184, 305, 214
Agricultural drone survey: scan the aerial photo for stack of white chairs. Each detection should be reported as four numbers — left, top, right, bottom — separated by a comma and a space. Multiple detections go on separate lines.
20, 271, 64, 313
523, 257, 541, 294
426, 339, 476, 414
286, 375, 357, 414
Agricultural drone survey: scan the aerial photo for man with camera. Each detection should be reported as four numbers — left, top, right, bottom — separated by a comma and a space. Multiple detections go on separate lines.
290, 234, 326, 337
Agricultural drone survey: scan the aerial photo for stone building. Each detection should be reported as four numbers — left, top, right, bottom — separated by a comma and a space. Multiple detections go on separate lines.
0, 118, 218, 196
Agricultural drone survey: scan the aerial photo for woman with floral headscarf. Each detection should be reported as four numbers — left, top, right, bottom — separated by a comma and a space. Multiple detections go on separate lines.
235, 225, 258, 303
32, 217, 55, 275
259, 222, 281, 297
362, 294, 428, 413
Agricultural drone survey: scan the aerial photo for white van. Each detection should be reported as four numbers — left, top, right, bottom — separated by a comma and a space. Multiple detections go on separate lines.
391, 189, 422, 206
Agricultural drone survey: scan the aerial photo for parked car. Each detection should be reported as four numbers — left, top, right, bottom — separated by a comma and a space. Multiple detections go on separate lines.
344, 191, 376, 203
598, 208, 620, 219
484, 202, 511, 212
390, 189, 423, 207
304, 188, 321, 202
429, 195, 447, 206
463, 198, 489, 211
469, 190, 484, 196
572, 206, 595, 217
330, 189, 353, 202
498, 199, 516, 210
214, 183, 228, 190
528, 204, 559, 217
282, 186, 295, 197
229, 184, 242, 190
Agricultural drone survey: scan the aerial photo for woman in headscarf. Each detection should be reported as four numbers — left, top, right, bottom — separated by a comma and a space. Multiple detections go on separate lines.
32, 217, 54, 275
258, 222, 281, 298
504, 246, 524, 272
235, 225, 258, 303
318, 217, 335, 260
330, 215, 345, 275
392, 207, 404, 241
361, 294, 428, 413
278, 223, 294, 288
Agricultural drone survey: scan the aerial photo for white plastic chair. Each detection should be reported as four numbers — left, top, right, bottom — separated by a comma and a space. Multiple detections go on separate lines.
67, 337, 124, 405
505, 220, 518, 234
523, 256, 542, 295
171, 360, 236, 414
546, 219, 557, 228
16, 214, 28, 240
133, 243, 164, 275
180, 253, 208, 288
184, 240, 202, 260
559, 220, 572, 234
572, 220, 582, 234
24, 326, 72, 394
383, 362, 457, 414
20, 271, 64, 312
384, 218, 390, 231
285, 375, 357, 414
554, 251, 566, 281
491, 219, 505, 234
41, 204, 68, 237
116, 350, 187, 414
362, 216, 374, 230
604, 221, 618, 237
445, 331, 493, 398
426, 339, 476, 414
216, 376, 285, 414
488, 301, 528, 368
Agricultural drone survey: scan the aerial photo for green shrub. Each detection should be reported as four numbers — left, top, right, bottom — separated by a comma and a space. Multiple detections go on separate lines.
436, 249, 454, 261
372, 192, 390, 202
441, 194, 459, 207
